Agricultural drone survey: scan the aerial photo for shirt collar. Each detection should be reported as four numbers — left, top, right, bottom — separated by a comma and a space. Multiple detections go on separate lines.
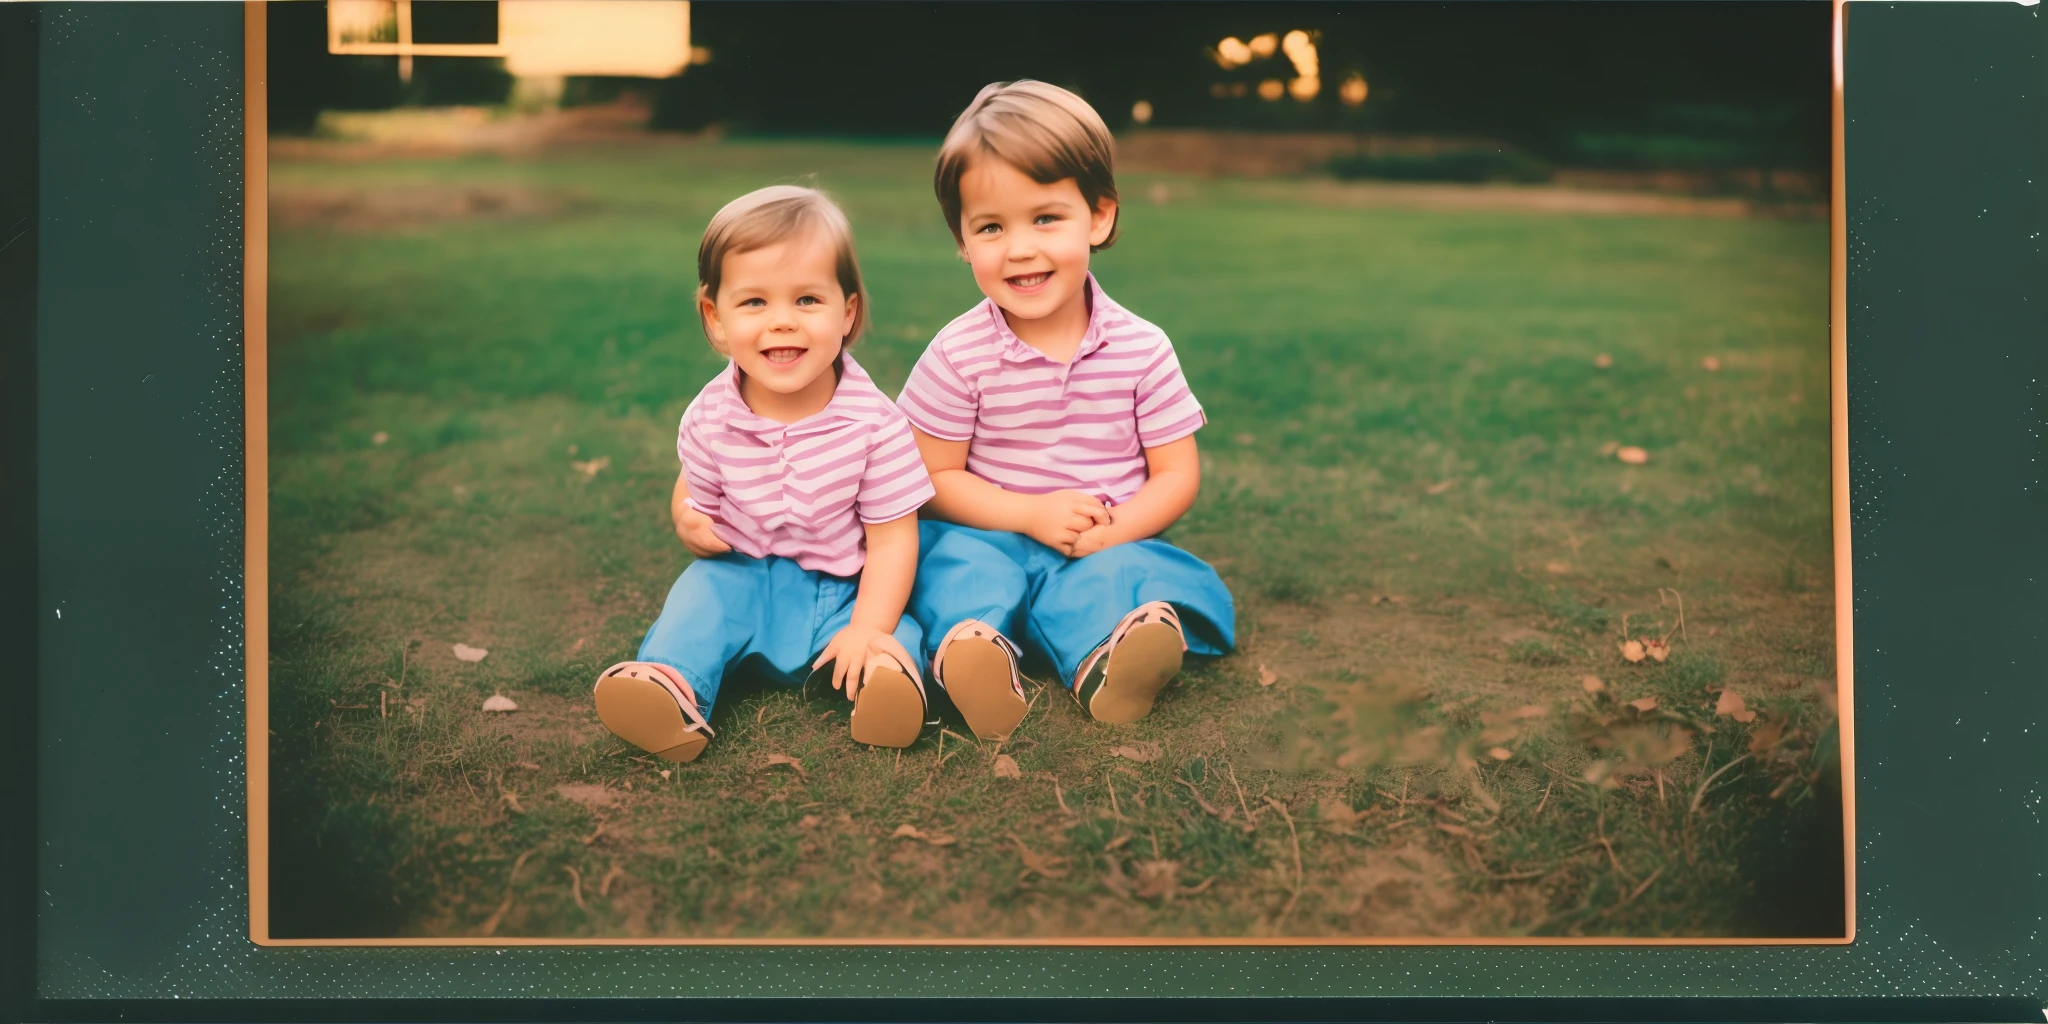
984, 273, 1115, 364
712, 352, 877, 436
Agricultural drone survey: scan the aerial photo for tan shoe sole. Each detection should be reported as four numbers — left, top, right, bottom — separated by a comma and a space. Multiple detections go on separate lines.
594, 672, 710, 762
944, 636, 1028, 740
850, 663, 924, 748
1087, 621, 1184, 725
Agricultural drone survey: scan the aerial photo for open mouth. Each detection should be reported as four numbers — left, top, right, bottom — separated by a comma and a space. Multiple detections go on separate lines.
761, 346, 808, 365
1005, 271, 1051, 292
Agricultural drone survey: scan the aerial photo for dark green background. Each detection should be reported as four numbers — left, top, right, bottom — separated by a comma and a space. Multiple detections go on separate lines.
18, 0, 2045, 1016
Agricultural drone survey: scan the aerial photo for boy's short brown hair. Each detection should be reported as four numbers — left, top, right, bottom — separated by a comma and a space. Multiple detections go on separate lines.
696, 184, 870, 347
934, 80, 1120, 252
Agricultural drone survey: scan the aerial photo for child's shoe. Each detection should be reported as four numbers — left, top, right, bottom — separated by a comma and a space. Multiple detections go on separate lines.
806, 648, 936, 749
593, 661, 715, 762
932, 619, 1028, 740
1073, 601, 1187, 725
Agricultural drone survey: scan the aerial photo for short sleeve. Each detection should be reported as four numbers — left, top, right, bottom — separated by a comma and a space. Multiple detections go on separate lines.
895, 339, 979, 442
676, 405, 725, 522
1132, 339, 1207, 448
855, 411, 937, 524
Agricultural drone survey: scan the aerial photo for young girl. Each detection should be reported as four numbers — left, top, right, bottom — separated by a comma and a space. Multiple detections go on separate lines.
593, 185, 937, 761
898, 81, 1236, 739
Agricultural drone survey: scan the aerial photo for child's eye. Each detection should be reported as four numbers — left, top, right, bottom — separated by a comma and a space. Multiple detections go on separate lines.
1034, 214, 1060, 225
738, 298, 765, 308
795, 295, 819, 306
975, 223, 1001, 235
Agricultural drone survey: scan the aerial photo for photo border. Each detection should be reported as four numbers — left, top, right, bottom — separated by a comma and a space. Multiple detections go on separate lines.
241, 0, 1858, 947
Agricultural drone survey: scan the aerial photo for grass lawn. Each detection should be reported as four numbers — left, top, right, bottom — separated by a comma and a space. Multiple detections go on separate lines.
266, 137, 1842, 940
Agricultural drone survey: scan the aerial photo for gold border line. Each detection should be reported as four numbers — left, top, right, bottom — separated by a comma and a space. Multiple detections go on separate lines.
245, 0, 272, 948
243, 0, 1856, 948
1830, 0, 1857, 945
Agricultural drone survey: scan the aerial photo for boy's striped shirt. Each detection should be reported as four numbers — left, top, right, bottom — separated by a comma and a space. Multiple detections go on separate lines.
679, 353, 934, 577
895, 275, 1206, 506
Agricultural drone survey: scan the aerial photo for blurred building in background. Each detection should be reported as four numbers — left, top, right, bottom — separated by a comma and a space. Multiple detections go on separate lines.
269, 1, 1832, 197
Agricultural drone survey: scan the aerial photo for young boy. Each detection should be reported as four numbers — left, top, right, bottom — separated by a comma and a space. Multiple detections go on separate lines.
898, 80, 1235, 739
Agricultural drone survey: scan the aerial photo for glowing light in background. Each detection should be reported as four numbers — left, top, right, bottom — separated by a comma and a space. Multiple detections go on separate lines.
1215, 36, 1253, 68
330, 0, 399, 44
1339, 72, 1369, 107
1257, 79, 1285, 102
501, 1, 691, 78
1282, 30, 1318, 77
1288, 76, 1320, 102
1248, 33, 1279, 59
1131, 99, 1154, 124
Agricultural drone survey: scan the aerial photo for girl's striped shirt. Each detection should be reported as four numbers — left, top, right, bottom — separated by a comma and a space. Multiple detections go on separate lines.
895, 276, 1206, 505
679, 353, 934, 577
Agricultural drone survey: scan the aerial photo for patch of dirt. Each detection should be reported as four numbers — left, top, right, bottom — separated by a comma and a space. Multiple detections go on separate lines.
554, 783, 619, 810
272, 184, 583, 231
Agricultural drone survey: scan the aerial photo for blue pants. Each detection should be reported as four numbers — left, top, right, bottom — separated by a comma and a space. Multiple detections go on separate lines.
637, 553, 924, 720
908, 521, 1235, 687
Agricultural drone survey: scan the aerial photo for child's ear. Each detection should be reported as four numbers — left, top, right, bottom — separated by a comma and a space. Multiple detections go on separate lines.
1088, 197, 1119, 248
841, 292, 860, 344
697, 292, 730, 355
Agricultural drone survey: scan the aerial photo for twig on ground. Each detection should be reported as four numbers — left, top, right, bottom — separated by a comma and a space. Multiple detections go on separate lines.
1052, 775, 1074, 816
1535, 777, 1554, 817
599, 864, 625, 898
564, 865, 587, 911
1265, 796, 1304, 929
1226, 760, 1255, 823
1689, 752, 1751, 816
477, 848, 537, 937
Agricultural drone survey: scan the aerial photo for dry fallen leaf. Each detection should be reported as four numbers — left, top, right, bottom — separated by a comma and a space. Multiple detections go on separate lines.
1133, 859, 1182, 901
1616, 446, 1650, 465
1598, 441, 1620, 457
598, 864, 626, 898
371, 431, 389, 446
993, 754, 1022, 779
514, 761, 541, 771
1425, 478, 1458, 496
1629, 696, 1659, 713
1258, 664, 1278, 687
1487, 746, 1513, 761
1594, 353, 1614, 368
1512, 704, 1549, 720
453, 643, 489, 663
1619, 640, 1646, 663
1234, 433, 1255, 446
1715, 688, 1759, 723
797, 814, 821, 829
1009, 834, 1069, 880
481, 694, 519, 713
1582, 675, 1607, 694
892, 823, 957, 846
765, 753, 809, 781
1701, 356, 1722, 372
1111, 741, 1162, 763
1436, 821, 1475, 838
1644, 638, 1671, 663
1318, 796, 1369, 832
571, 455, 611, 479
659, 769, 672, 781
567, 444, 579, 455
1544, 561, 1571, 575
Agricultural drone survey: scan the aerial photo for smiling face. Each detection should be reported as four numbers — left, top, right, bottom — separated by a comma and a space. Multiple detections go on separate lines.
698, 232, 858, 422
956, 157, 1118, 355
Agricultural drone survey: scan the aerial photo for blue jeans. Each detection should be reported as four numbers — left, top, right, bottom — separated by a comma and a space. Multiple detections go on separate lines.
908, 521, 1236, 686
637, 553, 925, 720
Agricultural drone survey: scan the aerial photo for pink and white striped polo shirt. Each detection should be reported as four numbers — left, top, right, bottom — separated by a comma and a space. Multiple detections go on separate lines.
896, 276, 1206, 505
678, 353, 935, 577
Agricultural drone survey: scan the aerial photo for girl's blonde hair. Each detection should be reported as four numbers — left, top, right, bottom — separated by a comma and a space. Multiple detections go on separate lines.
934, 80, 1120, 252
696, 185, 869, 346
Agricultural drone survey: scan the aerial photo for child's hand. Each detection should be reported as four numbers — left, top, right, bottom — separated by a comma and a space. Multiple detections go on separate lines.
1025, 490, 1112, 556
1070, 516, 1119, 558
675, 505, 733, 559
813, 624, 915, 702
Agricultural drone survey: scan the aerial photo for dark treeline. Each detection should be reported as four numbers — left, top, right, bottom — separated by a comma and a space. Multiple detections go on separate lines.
270, 1, 1832, 171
